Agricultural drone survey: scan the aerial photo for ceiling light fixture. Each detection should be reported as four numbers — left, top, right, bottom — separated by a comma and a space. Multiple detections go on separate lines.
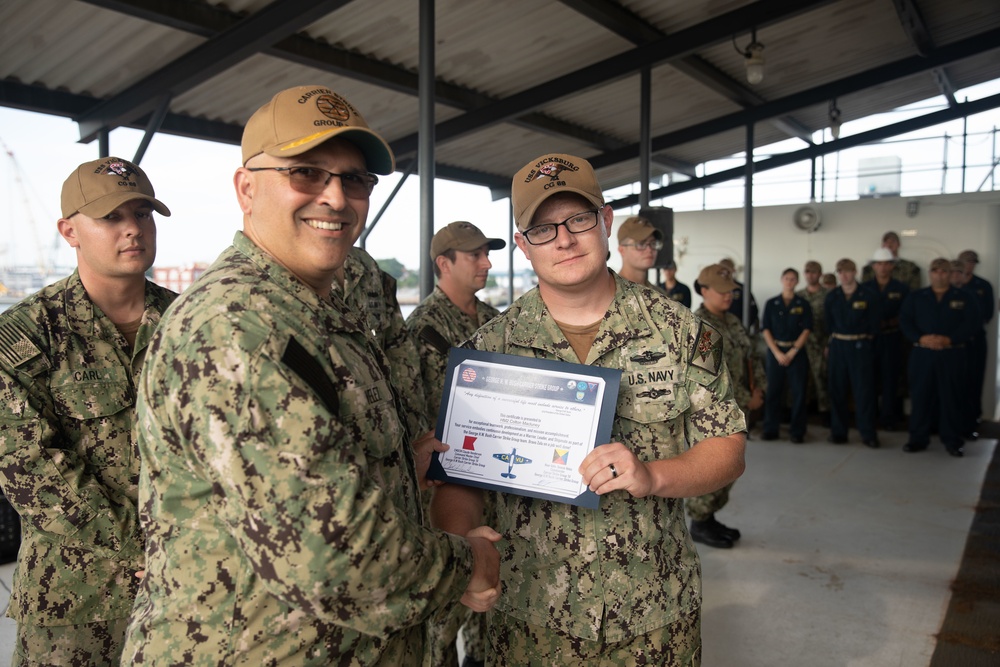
734, 28, 765, 85
829, 99, 842, 140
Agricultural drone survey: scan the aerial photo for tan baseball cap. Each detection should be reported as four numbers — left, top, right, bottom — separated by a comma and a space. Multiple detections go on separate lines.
511, 154, 604, 231
241, 85, 394, 174
949, 259, 966, 273
958, 249, 979, 264
697, 264, 737, 294
930, 257, 950, 272
617, 216, 662, 244
804, 260, 822, 273
431, 221, 506, 259
61, 157, 170, 219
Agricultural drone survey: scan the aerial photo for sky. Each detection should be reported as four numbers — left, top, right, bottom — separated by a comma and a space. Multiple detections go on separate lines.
1, 77, 998, 278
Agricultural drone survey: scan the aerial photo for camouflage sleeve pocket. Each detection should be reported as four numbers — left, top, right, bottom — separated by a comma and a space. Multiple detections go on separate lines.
50, 367, 132, 420
617, 381, 691, 425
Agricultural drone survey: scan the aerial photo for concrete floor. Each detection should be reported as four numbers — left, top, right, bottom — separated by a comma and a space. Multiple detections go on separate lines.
0, 429, 993, 666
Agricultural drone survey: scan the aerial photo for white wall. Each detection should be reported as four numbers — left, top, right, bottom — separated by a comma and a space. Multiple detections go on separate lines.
612, 190, 1000, 419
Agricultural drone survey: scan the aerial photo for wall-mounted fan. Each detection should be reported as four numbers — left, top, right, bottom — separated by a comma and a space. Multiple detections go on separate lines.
793, 205, 821, 232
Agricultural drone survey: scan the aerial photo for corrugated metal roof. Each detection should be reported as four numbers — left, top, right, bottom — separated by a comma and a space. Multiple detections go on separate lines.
1, 0, 997, 195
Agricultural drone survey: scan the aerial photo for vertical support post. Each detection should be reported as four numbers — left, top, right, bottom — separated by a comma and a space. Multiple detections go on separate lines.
743, 123, 754, 331
98, 129, 109, 158
418, 0, 435, 299
507, 201, 515, 308
639, 67, 651, 209
961, 101, 968, 193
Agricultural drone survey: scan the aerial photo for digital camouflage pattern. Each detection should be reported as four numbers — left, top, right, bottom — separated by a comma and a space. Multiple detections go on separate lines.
0, 271, 175, 665
123, 232, 474, 666
407, 286, 500, 424
687, 307, 759, 522
692, 307, 765, 411
469, 272, 745, 643
406, 286, 499, 666
13, 617, 129, 667
488, 608, 700, 667
861, 257, 921, 291
795, 286, 829, 412
343, 248, 430, 442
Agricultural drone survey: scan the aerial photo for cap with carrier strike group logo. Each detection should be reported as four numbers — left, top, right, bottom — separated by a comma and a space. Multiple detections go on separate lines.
511, 153, 604, 231
241, 85, 395, 175
60, 157, 170, 219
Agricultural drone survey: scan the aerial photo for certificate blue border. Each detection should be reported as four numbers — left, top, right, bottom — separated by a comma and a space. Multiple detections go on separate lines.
428, 347, 621, 509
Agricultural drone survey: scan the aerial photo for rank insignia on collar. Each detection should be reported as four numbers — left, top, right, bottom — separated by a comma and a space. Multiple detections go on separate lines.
690, 321, 723, 376
630, 350, 666, 365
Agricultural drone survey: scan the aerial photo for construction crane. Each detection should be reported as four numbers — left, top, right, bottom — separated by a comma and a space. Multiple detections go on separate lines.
1, 136, 59, 275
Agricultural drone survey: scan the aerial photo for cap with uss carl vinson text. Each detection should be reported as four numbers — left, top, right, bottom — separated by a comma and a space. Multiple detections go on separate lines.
430, 221, 506, 259
697, 264, 738, 294
511, 154, 604, 231
61, 157, 170, 219
241, 85, 395, 174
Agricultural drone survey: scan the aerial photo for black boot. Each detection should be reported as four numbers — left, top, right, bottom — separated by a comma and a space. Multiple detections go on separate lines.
690, 518, 733, 549
708, 515, 741, 542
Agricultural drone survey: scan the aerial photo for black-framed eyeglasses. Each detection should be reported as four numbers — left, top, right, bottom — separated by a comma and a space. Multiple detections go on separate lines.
247, 166, 378, 198
621, 239, 664, 251
523, 208, 602, 245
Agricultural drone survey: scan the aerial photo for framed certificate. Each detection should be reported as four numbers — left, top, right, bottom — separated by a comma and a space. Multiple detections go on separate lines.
428, 348, 621, 509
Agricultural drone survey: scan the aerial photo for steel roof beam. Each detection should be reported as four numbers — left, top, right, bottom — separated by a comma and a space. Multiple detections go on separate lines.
79, 0, 630, 154
389, 0, 836, 157
558, 0, 814, 143
589, 27, 1000, 170
890, 0, 957, 105
608, 92, 1000, 208
75, 0, 354, 143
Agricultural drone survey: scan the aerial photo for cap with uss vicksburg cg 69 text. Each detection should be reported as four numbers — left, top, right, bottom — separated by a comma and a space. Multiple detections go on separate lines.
511, 154, 604, 232
61, 157, 170, 219
241, 85, 395, 175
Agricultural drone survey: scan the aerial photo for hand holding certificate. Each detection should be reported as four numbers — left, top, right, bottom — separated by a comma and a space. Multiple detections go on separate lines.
428, 348, 621, 509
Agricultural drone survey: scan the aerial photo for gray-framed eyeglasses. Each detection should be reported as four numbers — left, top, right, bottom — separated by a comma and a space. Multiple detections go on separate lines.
246, 166, 378, 198
621, 239, 664, 251
523, 209, 602, 245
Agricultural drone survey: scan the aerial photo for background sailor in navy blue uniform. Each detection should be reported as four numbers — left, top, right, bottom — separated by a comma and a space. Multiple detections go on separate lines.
900, 258, 981, 457
862, 248, 910, 431
761, 268, 813, 443
659, 260, 692, 308
824, 258, 881, 447
957, 249, 995, 438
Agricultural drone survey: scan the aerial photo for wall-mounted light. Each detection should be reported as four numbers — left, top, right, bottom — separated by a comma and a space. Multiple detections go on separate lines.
829, 99, 842, 140
734, 29, 765, 85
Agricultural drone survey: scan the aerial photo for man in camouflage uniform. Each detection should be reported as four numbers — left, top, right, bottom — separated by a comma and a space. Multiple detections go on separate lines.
861, 231, 921, 291
122, 85, 500, 665
796, 260, 829, 418
0, 157, 176, 666
433, 154, 746, 666
616, 215, 663, 290
407, 220, 505, 667
690, 264, 765, 549
342, 246, 430, 444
